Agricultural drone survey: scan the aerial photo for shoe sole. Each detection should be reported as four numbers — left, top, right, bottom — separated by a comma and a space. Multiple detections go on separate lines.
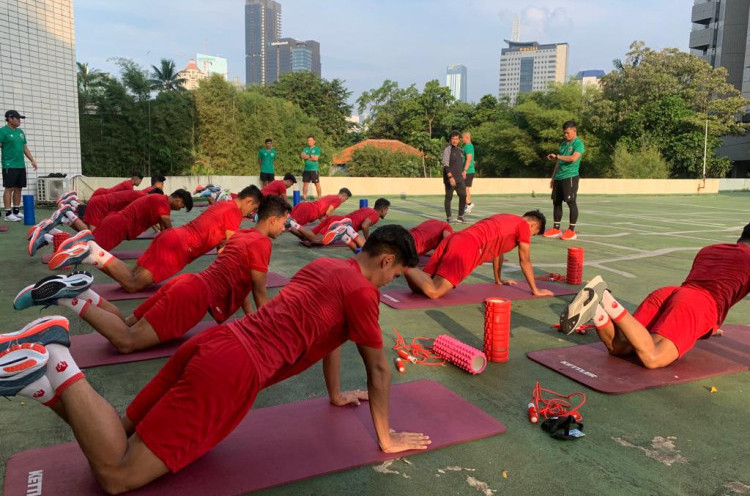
13, 284, 35, 310
322, 225, 347, 245
0, 315, 71, 349
56, 231, 93, 254
28, 227, 51, 256
31, 271, 93, 303
559, 276, 607, 334
543, 233, 562, 238
0, 344, 49, 396
49, 244, 90, 270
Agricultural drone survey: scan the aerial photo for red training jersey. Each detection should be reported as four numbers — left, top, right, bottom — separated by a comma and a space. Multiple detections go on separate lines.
108, 179, 135, 194
464, 214, 531, 264
226, 258, 383, 385
315, 195, 343, 217
197, 228, 272, 324
120, 194, 171, 240
84, 189, 146, 227
313, 207, 380, 234
261, 180, 288, 197
410, 219, 453, 256
179, 200, 243, 255
682, 243, 750, 327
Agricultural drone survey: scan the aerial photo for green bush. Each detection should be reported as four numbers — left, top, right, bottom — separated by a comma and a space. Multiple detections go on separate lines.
345, 145, 423, 177
610, 141, 670, 179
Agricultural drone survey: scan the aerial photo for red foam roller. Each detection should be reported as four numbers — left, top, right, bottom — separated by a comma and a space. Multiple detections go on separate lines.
53, 232, 71, 252
566, 246, 584, 285
483, 298, 511, 363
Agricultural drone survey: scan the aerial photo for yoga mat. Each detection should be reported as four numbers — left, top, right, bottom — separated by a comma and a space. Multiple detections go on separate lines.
527, 324, 750, 394
91, 272, 290, 301
299, 239, 348, 248
41, 248, 217, 264
0, 225, 8, 232
71, 321, 215, 369
136, 231, 156, 239
380, 281, 576, 309
4, 380, 505, 496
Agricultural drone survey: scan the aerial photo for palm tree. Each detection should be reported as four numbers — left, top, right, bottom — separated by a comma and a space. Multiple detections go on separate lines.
76, 62, 104, 96
150, 59, 184, 92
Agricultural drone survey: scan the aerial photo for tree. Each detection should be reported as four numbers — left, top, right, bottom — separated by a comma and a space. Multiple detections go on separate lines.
345, 146, 423, 177
150, 59, 184, 92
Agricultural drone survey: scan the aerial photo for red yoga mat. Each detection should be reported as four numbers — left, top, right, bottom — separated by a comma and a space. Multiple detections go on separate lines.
91, 272, 290, 301
71, 321, 215, 369
527, 324, 750, 394
380, 281, 577, 309
136, 231, 156, 239
0, 225, 8, 232
3, 380, 505, 496
41, 248, 219, 264
298, 239, 348, 248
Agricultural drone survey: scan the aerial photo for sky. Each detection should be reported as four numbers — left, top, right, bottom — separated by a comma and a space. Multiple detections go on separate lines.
74, 0, 692, 109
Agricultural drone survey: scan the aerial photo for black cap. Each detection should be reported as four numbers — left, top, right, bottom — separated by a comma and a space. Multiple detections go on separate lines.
740, 222, 750, 242
283, 173, 297, 184
5, 110, 25, 120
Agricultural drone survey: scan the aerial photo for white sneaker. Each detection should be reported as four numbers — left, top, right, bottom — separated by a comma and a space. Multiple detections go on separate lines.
465, 202, 474, 213
5, 213, 21, 222
16, 212, 24, 219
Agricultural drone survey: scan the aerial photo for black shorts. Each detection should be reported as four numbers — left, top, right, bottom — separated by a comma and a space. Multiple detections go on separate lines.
260, 172, 275, 183
2, 168, 26, 188
465, 173, 475, 187
302, 170, 320, 184
552, 176, 579, 203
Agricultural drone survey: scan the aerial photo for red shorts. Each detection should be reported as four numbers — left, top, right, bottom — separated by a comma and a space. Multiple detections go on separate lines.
137, 229, 192, 283
92, 212, 128, 251
423, 234, 482, 288
291, 202, 318, 226
83, 200, 108, 228
126, 326, 262, 472
633, 285, 718, 357
133, 274, 211, 342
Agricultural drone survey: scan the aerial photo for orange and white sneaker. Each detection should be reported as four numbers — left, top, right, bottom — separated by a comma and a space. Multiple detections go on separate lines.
0, 343, 49, 397
560, 229, 577, 241
0, 315, 70, 351
543, 228, 562, 238
48, 242, 91, 270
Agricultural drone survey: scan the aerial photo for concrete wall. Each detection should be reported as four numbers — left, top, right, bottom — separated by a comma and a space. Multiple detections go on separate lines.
71, 175, 721, 201
718, 178, 750, 191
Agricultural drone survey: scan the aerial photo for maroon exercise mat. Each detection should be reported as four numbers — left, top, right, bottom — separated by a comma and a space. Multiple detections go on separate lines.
41, 248, 217, 264
0, 225, 8, 232
298, 239, 348, 248
380, 281, 576, 309
4, 380, 505, 496
91, 272, 290, 301
527, 324, 750, 394
136, 231, 156, 239
71, 321, 215, 369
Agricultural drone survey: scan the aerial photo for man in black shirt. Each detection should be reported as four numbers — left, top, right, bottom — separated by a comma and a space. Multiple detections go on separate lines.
442, 131, 467, 223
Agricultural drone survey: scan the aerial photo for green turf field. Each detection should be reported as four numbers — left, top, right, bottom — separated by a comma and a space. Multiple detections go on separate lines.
1, 192, 749, 496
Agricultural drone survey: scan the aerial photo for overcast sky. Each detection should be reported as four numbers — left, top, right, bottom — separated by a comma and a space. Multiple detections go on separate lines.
74, 0, 692, 108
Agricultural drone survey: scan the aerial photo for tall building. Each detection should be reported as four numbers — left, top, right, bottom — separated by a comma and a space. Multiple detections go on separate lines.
689, 0, 750, 98
574, 69, 605, 89
267, 38, 321, 83
498, 40, 569, 104
245, 0, 282, 85
0, 0, 81, 194
196, 53, 228, 79
177, 59, 209, 91
689, 0, 750, 177
446, 65, 468, 102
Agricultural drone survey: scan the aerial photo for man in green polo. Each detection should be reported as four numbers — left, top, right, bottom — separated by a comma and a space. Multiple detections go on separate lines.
258, 138, 277, 187
462, 132, 476, 213
300, 135, 321, 199
1, 110, 38, 222
544, 120, 584, 241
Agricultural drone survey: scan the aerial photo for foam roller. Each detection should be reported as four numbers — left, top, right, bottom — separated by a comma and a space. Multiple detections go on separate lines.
432, 334, 487, 375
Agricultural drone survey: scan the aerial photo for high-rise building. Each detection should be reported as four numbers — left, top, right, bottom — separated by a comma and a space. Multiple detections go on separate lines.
267, 38, 321, 83
245, 0, 282, 85
689, 0, 750, 98
498, 40, 568, 104
196, 53, 228, 79
0, 0, 81, 194
689, 0, 750, 177
177, 59, 209, 91
446, 65, 468, 102
574, 70, 605, 89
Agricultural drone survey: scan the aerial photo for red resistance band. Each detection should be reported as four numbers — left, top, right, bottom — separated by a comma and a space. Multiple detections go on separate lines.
530, 381, 586, 422
551, 323, 595, 335
392, 329, 445, 366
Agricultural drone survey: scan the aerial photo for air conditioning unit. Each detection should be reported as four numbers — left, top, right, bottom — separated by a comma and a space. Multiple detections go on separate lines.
37, 177, 70, 203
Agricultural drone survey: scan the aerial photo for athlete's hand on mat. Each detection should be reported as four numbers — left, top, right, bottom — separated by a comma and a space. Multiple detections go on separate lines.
713, 328, 724, 336
497, 278, 517, 286
381, 429, 431, 453
330, 389, 369, 406
533, 288, 554, 297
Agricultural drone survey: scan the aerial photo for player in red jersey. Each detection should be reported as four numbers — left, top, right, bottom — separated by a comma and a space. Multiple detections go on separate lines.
292, 198, 389, 252
409, 219, 453, 256
2, 225, 430, 494
260, 173, 296, 197
90, 172, 144, 198
405, 211, 553, 299
48, 186, 263, 292
286, 187, 352, 230
81, 189, 150, 230
16, 196, 290, 353
83, 189, 192, 251
561, 223, 750, 368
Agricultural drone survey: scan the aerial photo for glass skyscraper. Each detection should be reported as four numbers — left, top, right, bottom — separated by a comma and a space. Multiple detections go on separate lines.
446, 65, 468, 102
245, 0, 282, 85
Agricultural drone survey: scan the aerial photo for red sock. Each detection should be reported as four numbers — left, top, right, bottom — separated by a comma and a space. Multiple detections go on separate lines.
601, 291, 628, 322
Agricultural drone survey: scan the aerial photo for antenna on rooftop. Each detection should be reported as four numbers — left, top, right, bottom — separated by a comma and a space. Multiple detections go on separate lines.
512, 16, 520, 42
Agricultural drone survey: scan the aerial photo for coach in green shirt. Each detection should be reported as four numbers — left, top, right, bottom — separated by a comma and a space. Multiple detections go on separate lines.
300, 135, 321, 199
544, 120, 585, 241
1, 110, 38, 222
258, 138, 277, 186
461, 132, 476, 214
